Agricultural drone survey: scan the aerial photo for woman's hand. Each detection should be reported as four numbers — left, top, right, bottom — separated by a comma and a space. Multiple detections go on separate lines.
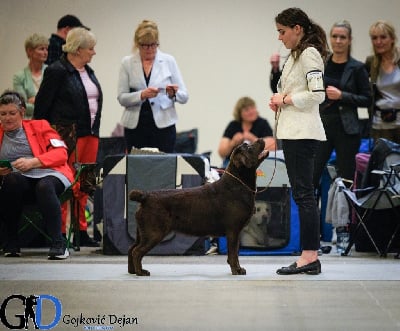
242, 131, 257, 143
0, 166, 12, 176
12, 157, 41, 173
166, 84, 178, 99
231, 132, 244, 146
141, 87, 159, 100
325, 85, 342, 100
269, 93, 286, 111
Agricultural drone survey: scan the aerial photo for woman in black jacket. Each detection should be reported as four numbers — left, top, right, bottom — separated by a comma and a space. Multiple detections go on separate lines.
34, 27, 102, 247
313, 20, 372, 189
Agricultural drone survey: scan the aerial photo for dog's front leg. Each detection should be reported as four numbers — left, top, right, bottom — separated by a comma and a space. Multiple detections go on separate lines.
127, 244, 136, 274
226, 232, 246, 275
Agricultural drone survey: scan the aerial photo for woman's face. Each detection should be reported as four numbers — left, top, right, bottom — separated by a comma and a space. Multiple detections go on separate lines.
138, 41, 158, 61
78, 45, 96, 64
241, 105, 258, 123
276, 23, 302, 50
28, 44, 48, 64
370, 28, 394, 56
0, 104, 24, 132
330, 27, 351, 57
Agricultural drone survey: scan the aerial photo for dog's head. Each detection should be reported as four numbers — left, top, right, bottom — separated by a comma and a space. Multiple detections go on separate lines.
229, 139, 269, 170
253, 200, 271, 225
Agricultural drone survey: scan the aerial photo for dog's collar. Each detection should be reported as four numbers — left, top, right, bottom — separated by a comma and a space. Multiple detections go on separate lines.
224, 170, 256, 194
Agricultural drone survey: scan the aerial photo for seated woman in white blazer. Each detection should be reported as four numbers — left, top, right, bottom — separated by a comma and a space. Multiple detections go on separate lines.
117, 20, 189, 153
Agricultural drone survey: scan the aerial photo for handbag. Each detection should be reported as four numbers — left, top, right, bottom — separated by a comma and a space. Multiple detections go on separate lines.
53, 123, 77, 156
379, 109, 398, 123
372, 83, 398, 122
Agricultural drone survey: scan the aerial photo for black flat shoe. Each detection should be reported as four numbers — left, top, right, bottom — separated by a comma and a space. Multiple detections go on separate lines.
276, 260, 321, 275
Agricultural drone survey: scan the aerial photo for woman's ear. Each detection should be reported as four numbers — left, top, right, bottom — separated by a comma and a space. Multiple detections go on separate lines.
26, 48, 33, 59
294, 24, 302, 34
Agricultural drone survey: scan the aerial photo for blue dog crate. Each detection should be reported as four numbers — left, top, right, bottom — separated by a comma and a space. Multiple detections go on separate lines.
218, 155, 300, 255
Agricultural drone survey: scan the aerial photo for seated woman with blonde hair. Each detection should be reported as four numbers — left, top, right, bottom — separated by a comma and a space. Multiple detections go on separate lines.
218, 96, 276, 168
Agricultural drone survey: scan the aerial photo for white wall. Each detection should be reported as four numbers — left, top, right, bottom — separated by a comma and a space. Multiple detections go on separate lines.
1, 0, 399, 166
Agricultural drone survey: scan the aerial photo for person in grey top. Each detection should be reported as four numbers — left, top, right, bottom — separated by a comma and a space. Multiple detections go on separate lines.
0, 91, 74, 259
366, 20, 400, 144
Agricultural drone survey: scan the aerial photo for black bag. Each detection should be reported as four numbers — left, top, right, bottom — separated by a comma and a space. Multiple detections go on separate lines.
53, 123, 77, 156
77, 163, 98, 194
372, 83, 398, 122
174, 128, 198, 154
380, 109, 398, 122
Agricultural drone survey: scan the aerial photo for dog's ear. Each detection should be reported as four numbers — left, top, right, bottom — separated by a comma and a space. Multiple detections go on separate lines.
257, 150, 269, 165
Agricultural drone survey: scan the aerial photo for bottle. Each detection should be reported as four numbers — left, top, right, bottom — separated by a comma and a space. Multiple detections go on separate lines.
336, 226, 350, 255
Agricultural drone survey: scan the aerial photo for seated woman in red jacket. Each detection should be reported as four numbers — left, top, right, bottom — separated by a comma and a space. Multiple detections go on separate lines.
0, 91, 74, 259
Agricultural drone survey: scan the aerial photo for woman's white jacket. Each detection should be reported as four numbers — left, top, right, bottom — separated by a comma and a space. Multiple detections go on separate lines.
117, 50, 188, 129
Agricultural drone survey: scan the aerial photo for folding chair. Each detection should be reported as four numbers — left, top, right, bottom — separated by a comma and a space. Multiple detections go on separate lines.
337, 162, 400, 257
18, 162, 97, 251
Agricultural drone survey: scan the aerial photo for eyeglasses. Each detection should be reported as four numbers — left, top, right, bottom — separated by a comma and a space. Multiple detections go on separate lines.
139, 43, 159, 50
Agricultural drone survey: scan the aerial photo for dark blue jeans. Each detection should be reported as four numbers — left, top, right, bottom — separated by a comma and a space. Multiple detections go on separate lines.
282, 139, 320, 250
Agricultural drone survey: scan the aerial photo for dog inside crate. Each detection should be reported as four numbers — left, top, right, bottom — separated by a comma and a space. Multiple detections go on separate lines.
240, 187, 291, 249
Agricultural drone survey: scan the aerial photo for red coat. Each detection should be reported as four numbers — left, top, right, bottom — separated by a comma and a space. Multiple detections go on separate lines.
0, 120, 74, 184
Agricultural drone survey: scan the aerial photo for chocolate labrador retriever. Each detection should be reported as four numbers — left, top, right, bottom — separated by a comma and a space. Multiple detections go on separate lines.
128, 139, 268, 276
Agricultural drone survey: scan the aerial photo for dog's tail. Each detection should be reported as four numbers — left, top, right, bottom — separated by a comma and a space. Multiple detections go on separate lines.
129, 189, 148, 202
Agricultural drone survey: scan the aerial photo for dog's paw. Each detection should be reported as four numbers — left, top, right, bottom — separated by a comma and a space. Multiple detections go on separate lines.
231, 267, 246, 275
136, 269, 151, 276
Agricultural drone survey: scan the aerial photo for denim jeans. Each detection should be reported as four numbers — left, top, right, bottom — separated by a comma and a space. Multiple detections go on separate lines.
282, 139, 320, 250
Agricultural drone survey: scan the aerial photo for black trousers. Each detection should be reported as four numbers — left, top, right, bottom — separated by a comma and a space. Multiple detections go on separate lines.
124, 104, 176, 153
313, 114, 360, 188
282, 139, 321, 250
0, 173, 64, 249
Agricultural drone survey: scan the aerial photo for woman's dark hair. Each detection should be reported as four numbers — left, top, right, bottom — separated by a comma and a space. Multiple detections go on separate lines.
275, 7, 329, 60
0, 90, 26, 109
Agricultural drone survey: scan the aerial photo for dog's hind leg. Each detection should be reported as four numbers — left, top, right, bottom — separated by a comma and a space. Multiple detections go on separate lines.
226, 231, 246, 275
132, 232, 166, 276
128, 243, 138, 274
128, 228, 141, 274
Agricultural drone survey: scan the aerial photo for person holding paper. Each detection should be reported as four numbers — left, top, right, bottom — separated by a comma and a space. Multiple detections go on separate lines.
117, 20, 189, 153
